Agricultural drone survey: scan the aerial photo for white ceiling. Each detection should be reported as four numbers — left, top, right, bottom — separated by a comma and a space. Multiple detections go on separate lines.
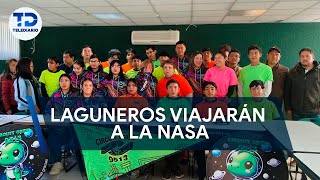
1, 0, 320, 26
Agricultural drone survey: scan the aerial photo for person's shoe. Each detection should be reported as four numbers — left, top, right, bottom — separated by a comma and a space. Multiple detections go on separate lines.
161, 170, 171, 180
175, 169, 184, 179
49, 162, 64, 175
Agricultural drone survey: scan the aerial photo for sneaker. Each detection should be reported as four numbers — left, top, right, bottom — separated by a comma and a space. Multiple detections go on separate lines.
49, 162, 64, 175
162, 170, 171, 180
175, 169, 184, 179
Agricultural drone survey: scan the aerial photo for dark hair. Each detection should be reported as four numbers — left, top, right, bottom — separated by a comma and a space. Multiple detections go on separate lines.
82, 45, 91, 50
73, 59, 85, 68
219, 44, 231, 53
188, 51, 204, 71
248, 45, 262, 54
249, 80, 264, 89
145, 45, 156, 51
132, 55, 142, 61
1, 58, 17, 79
16, 57, 33, 79
126, 48, 136, 56
48, 56, 59, 64
59, 74, 73, 92
126, 78, 139, 94
80, 78, 95, 96
162, 60, 175, 68
299, 48, 314, 56
202, 48, 212, 54
90, 54, 99, 60
159, 51, 170, 57
106, 60, 125, 80
215, 51, 227, 58
63, 50, 74, 58
229, 49, 241, 56
176, 40, 187, 47
202, 81, 217, 91
166, 79, 180, 89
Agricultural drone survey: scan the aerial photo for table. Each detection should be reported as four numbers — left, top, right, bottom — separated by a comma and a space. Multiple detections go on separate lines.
293, 153, 320, 180
0, 114, 29, 121
12, 114, 46, 126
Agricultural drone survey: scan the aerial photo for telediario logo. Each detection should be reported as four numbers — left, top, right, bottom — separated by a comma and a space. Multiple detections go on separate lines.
9, 7, 42, 41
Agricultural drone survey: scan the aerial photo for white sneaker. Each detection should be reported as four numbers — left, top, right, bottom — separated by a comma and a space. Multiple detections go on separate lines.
49, 162, 64, 175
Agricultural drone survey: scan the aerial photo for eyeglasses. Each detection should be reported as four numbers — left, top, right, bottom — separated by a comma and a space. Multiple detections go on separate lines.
90, 60, 99, 63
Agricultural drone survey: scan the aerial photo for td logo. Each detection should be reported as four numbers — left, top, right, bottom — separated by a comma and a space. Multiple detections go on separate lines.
9, 7, 42, 41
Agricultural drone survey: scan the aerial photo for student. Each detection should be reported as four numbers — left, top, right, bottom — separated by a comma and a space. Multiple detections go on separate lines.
39, 56, 65, 97
218, 44, 232, 57
102, 49, 121, 72
156, 79, 190, 180
126, 55, 142, 79
1, 59, 18, 114
14, 57, 42, 114
122, 48, 136, 74
238, 45, 273, 98
238, 80, 280, 120
145, 45, 160, 68
105, 60, 127, 97
46, 74, 74, 175
202, 48, 215, 68
203, 51, 238, 98
87, 54, 107, 94
171, 41, 189, 74
285, 48, 320, 120
185, 51, 208, 97
114, 79, 149, 111
153, 51, 178, 81
135, 59, 158, 97
157, 60, 193, 98
60, 50, 74, 75
227, 49, 242, 77
81, 45, 93, 69
70, 60, 93, 91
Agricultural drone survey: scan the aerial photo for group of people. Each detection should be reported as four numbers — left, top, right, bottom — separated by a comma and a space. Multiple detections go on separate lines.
0, 41, 319, 179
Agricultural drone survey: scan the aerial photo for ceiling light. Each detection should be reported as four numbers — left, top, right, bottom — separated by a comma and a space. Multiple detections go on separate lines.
93, 13, 126, 20
228, 10, 266, 16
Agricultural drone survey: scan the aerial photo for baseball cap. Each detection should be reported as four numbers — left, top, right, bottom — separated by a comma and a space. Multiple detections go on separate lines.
268, 46, 281, 54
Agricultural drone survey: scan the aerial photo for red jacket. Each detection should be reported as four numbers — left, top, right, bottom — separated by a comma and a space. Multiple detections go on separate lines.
1, 73, 17, 111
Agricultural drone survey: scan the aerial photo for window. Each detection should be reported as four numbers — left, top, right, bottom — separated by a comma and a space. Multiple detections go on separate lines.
0, 21, 19, 60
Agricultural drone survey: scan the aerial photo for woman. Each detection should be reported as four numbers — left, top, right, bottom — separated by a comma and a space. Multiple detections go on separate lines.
185, 51, 208, 97
46, 74, 74, 175
14, 57, 42, 114
203, 51, 238, 98
105, 60, 127, 97
135, 59, 158, 97
1, 59, 18, 114
70, 60, 93, 91
114, 79, 149, 111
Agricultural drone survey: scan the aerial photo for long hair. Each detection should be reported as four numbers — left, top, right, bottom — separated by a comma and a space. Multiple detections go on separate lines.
1, 59, 17, 79
188, 51, 205, 71
16, 57, 33, 79
140, 59, 154, 73
126, 78, 140, 95
58, 74, 74, 92
106, 60, 125, 80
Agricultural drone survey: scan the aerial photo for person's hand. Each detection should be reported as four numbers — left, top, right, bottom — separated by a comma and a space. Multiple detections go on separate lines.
35, 105, 41, 114
6, 110, 12, 115
286, 110, 292, 120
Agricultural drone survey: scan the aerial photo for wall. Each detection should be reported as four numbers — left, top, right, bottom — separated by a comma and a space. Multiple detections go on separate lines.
18, 23, 320, 76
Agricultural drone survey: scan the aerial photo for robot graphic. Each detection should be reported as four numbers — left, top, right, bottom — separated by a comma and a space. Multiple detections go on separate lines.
0, 139, 29, 180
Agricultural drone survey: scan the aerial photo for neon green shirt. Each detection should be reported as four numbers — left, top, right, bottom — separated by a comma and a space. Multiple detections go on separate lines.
125, 69, 140, 79
152, 67, 179, 81
153, 59, 161, 69
103, 67, 110, 74
85, 63, 90, 69
238, 99, 279, 120
238, 63, 273, 97
39, 69, 65, 97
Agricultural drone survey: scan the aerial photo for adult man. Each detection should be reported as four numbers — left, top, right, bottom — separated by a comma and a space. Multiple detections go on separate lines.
238, 45, 273, 98
227, 49, 242, 77
146, 46, 160, 69
171, 41, 189, 74
157, 60, 193, 98
202, 48, 215, 68
81, 45, 93, 68
60, 50, 74, 75
125, 55, 142, 79
285, 48, 320, 120
265, 46, 289, 105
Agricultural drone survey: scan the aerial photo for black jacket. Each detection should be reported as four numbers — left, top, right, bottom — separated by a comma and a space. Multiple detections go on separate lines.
284, 61, 320, 114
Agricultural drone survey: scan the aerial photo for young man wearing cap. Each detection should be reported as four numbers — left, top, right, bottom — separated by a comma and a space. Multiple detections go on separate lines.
146, 46, 161, 69
157, 60, 193, 98
60, 50, 74, 75
153, 51, 178, 81
39, 56, 65, 97
285, 48, 320, 120
238, 45, 273, 99
102, 49, 121, 73
81, 45, 93, 69
265, 46, 288, 106
122, 48, 136, 74
202, 48, 215, 68
171, 41, 189, 74
125, 55, 142, 79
